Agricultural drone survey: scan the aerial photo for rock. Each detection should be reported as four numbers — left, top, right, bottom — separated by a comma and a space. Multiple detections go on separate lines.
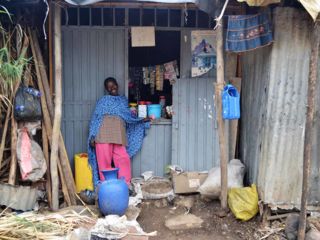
285, 213, 311, 240
215, 209, 229, 218
165, 214, 203, 230
306, 229, 320, 240
175, 196, 194, 212
221, 223, 229, 232
162, 198, 168, 207
125, 205, 141, 221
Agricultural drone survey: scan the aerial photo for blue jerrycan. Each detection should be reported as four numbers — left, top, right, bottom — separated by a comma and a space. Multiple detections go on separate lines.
222, 84, 240, 120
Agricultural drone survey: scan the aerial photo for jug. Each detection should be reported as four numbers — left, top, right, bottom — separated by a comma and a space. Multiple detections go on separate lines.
98, 168, 129, 216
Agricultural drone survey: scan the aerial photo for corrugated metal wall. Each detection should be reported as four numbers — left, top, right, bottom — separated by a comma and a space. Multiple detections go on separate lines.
171, 29, 220, 171
240, 8, 320, 208
61, 28, 127, 170
132, 122, 172, 176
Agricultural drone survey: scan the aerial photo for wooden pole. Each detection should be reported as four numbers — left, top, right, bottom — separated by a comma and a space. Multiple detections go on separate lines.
297, 21, 320, 240
42, 123, 52, 208
215, 20, 228, 210
50, 4, 62, 211
8, 108, 18, 185
31, 30, 77, 200
0, 104, 11, 169
29, 29, 74, 208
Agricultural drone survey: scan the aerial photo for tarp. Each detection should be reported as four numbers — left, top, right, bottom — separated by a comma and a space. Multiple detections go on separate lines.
237, 0, 320, 21
299, 0, 320, 21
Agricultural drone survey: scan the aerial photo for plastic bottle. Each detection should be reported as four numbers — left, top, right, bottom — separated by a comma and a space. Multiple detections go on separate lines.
24, 87, 41, 97
15, 105, 25, 112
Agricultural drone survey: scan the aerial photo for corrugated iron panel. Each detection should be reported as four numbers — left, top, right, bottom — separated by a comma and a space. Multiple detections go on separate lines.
61, 28, 126, 171
240, 8, 320, 208
132, 122, 172, 177
0, 184, 37, 211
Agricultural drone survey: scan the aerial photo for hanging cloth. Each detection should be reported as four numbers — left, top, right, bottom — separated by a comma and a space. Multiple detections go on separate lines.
226, 12, 273, 53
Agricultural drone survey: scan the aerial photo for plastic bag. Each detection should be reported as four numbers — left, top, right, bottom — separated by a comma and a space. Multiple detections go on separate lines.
14, 85, 42, 121
198, 159, 245, 199
228, 184, 259, 221
17, 128, 47, 182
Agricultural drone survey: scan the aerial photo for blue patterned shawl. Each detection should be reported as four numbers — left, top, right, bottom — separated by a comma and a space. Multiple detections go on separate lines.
88, 95, 149, 187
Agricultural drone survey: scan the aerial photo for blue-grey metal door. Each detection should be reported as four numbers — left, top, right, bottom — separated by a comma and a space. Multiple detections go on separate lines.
61, 27, 127, 170
172, 30, 220, 171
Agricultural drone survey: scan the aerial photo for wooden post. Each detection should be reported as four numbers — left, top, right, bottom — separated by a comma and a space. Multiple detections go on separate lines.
8, 109, 18, 185
215, 20, 228, 210
50, 4, 62, 211
297, 21, 320, 240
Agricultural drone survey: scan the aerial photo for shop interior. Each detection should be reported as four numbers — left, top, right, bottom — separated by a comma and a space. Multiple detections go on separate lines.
128, 30, 180, 120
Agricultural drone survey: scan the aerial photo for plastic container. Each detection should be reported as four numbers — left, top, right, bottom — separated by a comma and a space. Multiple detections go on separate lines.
148, 104, 161, 119
138, 104, 147, 118
222, 84, 240, 119
75, 153, 94, 193
129, 103, 138, 117
98, 168, 129, 216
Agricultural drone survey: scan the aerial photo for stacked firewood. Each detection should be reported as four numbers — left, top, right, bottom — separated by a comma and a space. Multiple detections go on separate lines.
0, 27, 76, 209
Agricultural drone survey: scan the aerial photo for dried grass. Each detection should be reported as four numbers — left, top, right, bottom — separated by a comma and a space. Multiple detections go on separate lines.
0, 210, 97, 240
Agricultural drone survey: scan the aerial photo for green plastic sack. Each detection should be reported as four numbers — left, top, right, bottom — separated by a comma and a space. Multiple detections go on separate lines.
228, 184, 259, 221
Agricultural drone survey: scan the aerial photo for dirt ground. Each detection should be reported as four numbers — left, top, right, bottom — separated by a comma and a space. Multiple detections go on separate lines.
137, 195, 262, 240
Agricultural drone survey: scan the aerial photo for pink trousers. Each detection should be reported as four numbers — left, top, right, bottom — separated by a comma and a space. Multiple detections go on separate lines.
95, 143, 131, 184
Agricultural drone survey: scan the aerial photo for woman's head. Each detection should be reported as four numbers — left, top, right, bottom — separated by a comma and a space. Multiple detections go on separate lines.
104, 77, 119, 96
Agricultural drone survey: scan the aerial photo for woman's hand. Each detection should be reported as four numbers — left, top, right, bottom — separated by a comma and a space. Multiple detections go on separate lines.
89, 139, 96, 148
143, 117, 151, 122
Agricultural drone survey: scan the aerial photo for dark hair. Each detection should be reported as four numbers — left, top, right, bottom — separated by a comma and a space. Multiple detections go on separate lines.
104, 77, 118, 88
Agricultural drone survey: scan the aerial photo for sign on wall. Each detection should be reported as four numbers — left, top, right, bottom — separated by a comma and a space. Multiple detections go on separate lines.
131, 27, 156, 47
191, 30, 216, 77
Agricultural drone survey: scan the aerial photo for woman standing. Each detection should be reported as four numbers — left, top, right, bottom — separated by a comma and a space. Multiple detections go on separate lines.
88, 77, 149, 186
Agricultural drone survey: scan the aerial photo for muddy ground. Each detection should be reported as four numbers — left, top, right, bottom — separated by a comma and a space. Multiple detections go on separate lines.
137, 195, 264, 240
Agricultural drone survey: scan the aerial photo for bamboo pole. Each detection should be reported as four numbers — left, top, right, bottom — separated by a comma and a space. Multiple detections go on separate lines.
215, 20, 228, 210
51, 4, 63, 211
297, 21, 320, 240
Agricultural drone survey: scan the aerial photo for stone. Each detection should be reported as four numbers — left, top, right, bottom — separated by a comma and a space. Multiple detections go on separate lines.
175, 196, 195, 212
285, 213, 311, 240
165, 214, 203, 230
306, 229, 320, 240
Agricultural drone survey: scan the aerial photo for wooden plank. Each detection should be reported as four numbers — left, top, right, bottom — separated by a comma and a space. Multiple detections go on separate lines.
229, 77, 242, 159
297, 21, 320, 240
42, 123, 52, 209
50, 4, 63, 211
215, 21, 228, 211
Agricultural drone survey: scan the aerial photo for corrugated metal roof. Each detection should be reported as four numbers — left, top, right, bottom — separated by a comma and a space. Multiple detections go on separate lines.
240, 7, 320, 209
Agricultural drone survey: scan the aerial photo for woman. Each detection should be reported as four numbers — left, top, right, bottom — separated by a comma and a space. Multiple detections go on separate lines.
88, 77, 149, 187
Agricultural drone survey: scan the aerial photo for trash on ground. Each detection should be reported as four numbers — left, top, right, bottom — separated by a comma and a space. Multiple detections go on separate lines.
172, 171, 208, 194
198, 159, 245, 199
228, 184, 259, 221
90, 215, 157, 240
